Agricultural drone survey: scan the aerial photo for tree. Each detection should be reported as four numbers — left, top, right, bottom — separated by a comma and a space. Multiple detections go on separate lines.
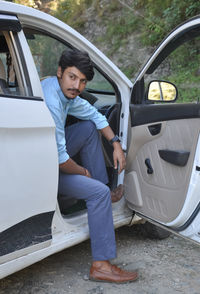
13, 0, 56, 13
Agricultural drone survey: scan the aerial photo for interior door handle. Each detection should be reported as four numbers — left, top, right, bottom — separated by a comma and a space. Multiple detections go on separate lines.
145, 158, 154, 174
148, 123, 162, 136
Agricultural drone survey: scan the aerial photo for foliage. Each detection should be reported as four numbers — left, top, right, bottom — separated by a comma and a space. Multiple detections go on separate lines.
133, 0, 200, 46
13, 0, 200, 48
152, 36, 200, 103
12, 0, 200, 102
13, 0, 55, 12
53, 0, 93, 31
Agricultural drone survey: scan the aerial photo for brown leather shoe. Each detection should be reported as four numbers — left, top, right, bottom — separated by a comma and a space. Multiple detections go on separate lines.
89, 261, 138, 283
111, 184, 124, 203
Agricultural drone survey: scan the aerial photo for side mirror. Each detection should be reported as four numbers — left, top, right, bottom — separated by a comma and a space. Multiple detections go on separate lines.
147, 80, 177, 102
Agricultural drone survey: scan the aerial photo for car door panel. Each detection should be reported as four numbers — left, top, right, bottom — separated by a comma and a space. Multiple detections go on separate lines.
0, 98, 57, 233
0, 16, 58, 264
125, 104, 200, 225
124, 16, 200, 246
0, 97, 58, 262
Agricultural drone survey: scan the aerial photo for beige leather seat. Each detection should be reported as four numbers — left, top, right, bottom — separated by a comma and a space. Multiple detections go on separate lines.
0, 58, 8, 94
0, 58, 6, 79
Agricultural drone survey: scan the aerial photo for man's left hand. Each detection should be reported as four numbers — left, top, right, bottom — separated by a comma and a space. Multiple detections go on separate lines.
112, 141, 126, 174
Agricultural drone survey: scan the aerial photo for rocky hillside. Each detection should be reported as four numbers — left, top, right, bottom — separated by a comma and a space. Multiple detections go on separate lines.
65, 0, 154, 80
14, 0, 200, 79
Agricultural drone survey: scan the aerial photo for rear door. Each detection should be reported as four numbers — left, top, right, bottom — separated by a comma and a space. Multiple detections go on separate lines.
0, 14, 58, 268
125, 17, 200, 243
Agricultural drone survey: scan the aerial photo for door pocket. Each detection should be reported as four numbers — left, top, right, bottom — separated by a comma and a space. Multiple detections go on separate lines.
159, 150, 190, 166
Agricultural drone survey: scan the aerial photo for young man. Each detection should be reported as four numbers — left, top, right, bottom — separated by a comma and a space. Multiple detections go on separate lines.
41, 48, 138, 283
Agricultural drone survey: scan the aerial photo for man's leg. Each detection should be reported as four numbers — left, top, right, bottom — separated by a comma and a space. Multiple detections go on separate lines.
59, 173, 138, 283
65, 121, 108, 184
58, 173, 116, 260
60, 122, 138, 282
65, 120, 124, 202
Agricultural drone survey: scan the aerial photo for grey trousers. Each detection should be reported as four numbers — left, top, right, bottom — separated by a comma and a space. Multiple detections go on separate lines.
58, 121, 116, 261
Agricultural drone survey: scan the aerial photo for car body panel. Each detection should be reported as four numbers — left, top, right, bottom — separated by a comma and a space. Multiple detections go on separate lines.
1, 0, 200, 280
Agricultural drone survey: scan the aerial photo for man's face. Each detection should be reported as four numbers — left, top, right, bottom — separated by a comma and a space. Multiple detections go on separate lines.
57, 66, 87, 99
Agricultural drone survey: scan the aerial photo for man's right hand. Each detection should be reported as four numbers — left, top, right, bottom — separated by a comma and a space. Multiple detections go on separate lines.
59, 158, 91, 177
84, 168, 91, 178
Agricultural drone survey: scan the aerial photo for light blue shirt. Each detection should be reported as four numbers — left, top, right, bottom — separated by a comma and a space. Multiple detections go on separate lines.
41, 76, 109, 164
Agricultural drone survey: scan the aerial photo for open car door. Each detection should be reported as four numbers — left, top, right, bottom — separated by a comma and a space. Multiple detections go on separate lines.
125, 16, 200, 244
0, 14, 58, 277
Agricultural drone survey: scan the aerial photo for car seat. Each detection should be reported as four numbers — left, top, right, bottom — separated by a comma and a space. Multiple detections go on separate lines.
0, 58, 9, 94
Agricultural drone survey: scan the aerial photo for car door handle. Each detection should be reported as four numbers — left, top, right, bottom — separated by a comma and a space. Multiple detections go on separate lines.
145, 158, 154, 174
148, 123, 162, 136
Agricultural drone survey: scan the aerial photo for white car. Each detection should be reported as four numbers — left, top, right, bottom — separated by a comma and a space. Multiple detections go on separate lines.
1, 1, 200, 279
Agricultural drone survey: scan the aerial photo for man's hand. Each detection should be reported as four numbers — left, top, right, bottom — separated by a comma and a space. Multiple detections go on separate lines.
84, 168, 92, 178
59, 158, 91, 177
113, 141, 126, 174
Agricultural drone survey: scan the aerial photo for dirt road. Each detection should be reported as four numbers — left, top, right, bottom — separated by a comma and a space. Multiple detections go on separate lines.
0, 225, 200, 294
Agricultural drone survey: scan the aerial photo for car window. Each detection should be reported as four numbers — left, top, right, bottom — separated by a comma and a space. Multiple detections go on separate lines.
144, 33, 200, 104
86, 68, 116, 108
0, 31, 32, 97
24, 29, 66, 78
24, 28, 116, 109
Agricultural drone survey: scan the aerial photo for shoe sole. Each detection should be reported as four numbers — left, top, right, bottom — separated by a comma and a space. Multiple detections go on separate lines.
89, 275, 138, 284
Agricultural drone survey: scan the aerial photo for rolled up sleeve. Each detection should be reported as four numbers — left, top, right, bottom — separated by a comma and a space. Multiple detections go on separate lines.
46, 104, 69, 164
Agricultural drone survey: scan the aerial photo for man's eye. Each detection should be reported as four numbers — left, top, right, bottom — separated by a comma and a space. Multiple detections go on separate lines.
69, 74, 75, 80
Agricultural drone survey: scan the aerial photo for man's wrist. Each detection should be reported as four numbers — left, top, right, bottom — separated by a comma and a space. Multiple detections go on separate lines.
109, 135, 120, 145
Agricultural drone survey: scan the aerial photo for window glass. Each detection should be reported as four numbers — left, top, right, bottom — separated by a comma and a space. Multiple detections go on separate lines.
25, 31, 66, 78
86, 68, 116, 108
87, 68, 113, 91
145, 34, 200, 103
24, 29, 116, 109
0, 32, 27, 96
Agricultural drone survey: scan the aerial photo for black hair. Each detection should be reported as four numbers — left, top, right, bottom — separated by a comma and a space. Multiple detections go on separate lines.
58, 48, 94, 81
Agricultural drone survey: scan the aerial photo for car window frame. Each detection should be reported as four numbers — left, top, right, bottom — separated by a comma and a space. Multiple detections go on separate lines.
0, 16, 37, 99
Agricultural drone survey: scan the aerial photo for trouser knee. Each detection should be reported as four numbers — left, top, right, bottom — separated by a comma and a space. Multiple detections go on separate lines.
81, 120, 97, 138
86, 183, 111, 211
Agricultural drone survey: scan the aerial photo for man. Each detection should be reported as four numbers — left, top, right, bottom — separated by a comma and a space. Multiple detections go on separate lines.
42, 48, 138, 283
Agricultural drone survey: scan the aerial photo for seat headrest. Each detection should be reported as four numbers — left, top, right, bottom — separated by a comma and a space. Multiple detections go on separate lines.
0, 59, 6, 80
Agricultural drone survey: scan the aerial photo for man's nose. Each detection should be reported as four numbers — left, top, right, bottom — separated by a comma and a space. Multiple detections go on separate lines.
73, 79, 81, 89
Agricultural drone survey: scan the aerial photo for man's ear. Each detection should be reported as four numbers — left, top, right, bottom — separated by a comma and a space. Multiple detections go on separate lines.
57, 66, 62, 78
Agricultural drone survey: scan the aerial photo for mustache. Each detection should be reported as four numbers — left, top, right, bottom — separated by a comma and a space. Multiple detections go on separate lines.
67, 88, 80, 95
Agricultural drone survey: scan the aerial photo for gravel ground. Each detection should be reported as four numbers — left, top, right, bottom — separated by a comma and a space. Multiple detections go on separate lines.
0, 225, 200, 294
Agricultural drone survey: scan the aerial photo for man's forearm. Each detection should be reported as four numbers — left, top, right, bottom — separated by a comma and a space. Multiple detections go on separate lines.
100, 125, 115, 141
100, 125, 126, 172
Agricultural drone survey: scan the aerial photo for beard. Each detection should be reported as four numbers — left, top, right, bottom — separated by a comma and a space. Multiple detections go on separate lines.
66, 88, 81, 99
